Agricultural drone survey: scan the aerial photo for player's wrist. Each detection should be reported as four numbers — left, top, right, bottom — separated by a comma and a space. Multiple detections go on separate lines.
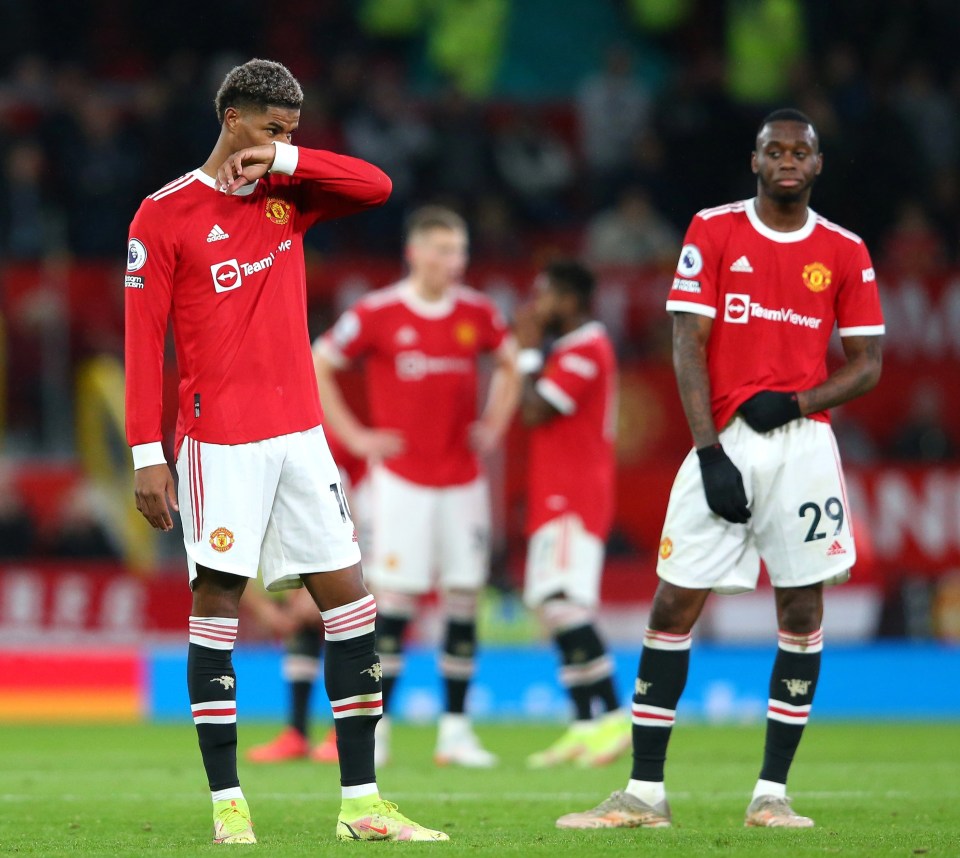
696, 443, 726, 466
517, 348, 543, 375
131, 441, 167, 470
269, 141, 299, 175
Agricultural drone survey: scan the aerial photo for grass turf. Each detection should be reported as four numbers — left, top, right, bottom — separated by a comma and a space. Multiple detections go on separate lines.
0, 721, 957, 856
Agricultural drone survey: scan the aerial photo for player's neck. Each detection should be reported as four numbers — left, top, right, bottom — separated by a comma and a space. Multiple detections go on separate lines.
199, 131, 240, 180
557, 314, 591, 337
409, 276, 450, 303
753, 194, 810, 232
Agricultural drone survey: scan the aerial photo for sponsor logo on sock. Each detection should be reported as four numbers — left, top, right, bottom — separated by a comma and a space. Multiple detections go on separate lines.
635, 679, 652, 695
206, 224, 230, 242
729, 255, 754, 273
211, 675, 235, 690
362, 663, 383, 681
781, 678, 812, 698
826, 540, 846, 556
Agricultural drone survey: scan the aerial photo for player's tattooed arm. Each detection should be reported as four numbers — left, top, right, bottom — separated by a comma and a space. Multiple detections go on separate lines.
672, 311, 719, 449
798, 334, 883, 415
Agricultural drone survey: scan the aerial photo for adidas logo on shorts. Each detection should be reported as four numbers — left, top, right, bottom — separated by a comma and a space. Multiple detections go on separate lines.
826, 540, 846, 556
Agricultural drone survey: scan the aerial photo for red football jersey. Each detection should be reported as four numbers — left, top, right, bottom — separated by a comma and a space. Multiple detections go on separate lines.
124, 145, 390, 462
665, 199, 885, 431
527, 322, 617, 539
322, 280, 509, 487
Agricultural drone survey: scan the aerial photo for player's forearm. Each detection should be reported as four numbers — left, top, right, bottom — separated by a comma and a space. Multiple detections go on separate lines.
315, 362, 366, 444
481, 362, 522, 439
672, 314, 718, 449
798, 336, 883, 415
273, 143, 392, 208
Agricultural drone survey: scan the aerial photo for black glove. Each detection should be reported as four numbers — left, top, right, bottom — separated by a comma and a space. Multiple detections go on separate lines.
738, 390, 801, 432
697, 444, 751, 523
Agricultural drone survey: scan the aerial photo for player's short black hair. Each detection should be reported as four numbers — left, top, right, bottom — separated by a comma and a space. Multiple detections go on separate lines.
757, 108, 819, 149
544, 259, 595, 312
405, 205, 468, 241
214, 59, 304, 124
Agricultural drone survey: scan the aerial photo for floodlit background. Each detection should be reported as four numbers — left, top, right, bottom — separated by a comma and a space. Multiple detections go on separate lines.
0, 0, 957, 722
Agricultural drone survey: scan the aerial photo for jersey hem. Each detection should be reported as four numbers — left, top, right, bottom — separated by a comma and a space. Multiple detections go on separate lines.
666, 300, 717, 318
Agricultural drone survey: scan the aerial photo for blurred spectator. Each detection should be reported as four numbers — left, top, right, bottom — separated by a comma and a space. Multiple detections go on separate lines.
576, 45, 651, 190
57, 93, 143, 257
887, 383, 956, 463
879, 200, 949, 279
492, 109, 575, 225
0, 465, 37, 558
895, 62, 958, 178
0, 139, 63, 259
584, 186, 679, 267
470, 193, 524, 261
42, 481, 119, 560
424, 86, 495, 207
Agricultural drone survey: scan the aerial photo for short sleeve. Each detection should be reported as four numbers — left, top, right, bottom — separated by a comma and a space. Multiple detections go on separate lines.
478, 297, 508, 353
536, 345, 600, 416
322, 303, 375, 367
836, 243, 886, 337
665, 214, 721, 318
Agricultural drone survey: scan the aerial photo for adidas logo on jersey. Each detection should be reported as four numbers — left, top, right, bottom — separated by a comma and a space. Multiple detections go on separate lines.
826, 540, 847, 556
207, 224, 230, 242
729, 255, 753, 273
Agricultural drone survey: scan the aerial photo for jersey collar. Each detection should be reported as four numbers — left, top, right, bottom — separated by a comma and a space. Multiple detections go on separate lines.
191, 169, 259, 197
745, 197, 817, 243
398, 280, 456, 319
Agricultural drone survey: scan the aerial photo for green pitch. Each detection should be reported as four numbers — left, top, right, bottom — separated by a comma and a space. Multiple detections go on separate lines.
1, 721, 957, 856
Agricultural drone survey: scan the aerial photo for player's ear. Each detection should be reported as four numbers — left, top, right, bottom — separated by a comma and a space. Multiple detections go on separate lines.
815, 152, 823, 176
223, 106, 241, 132
751, 150, 759, 175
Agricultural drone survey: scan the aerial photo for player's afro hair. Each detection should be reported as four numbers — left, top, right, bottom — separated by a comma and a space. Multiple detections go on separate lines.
544, 259, 596, 311
214, 59, 304, 124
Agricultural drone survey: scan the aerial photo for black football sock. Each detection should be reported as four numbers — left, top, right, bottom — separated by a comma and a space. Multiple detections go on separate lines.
758, 629, 822, 787
375, 613, 409, 713
441, 618, 476, 715
283, 625, 322, 737
630, 628, 691, 783
322, 595, 381, 788
187, 616, 240, 792
555, 623, 616, 720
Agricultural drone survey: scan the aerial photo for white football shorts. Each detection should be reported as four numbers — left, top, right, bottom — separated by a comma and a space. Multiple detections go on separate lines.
365, 465, 490, 595
657, 417, 855, 593
523, 513, 605, 609
176, 425, 361, 592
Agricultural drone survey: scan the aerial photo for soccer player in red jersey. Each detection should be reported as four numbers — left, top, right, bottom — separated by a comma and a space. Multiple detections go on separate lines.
124, 59, 446, 843
314, 205, 520, 767
557, 108, 884, 831
514, 261, 628, 769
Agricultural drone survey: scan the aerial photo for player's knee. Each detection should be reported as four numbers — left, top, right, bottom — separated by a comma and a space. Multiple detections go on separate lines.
776, 587, 823, 634
537, 595, 594, 635
648, 581, 705, 634
441, 588, 479, 622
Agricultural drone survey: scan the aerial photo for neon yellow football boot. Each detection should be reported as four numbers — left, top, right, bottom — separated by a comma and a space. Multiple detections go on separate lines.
212, 797, 256, 844
337, 796, 449, 842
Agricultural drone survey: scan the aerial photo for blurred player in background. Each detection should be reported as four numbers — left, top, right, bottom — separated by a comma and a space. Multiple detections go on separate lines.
125, 58, 447, 843
314, 205, 520, 767
246, 431, 371, 764
513, 260, 628, 768
558, 108, 884, 831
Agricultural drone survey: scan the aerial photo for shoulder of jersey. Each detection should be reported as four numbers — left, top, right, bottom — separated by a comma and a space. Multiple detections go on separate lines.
452, 285, 496, 309
356, 282, 407, 312
813, 213, 864, 246
143, 172, 200, 206
694, 200, 749, 222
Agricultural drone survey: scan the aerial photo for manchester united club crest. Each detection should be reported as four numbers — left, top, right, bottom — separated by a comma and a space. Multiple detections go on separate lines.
802, 262, 832, 293
455, 321, 476, 347
265, 197, 292, 225
209, 526, 235, 552
658, 536, 673, 559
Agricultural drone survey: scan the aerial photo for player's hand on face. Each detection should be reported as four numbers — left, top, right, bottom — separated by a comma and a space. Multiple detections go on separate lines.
512, 301, 544, 349
216, 144, 277, 194
349, 427, 405, 461
133, 463, 179, 531
696, 444, 751, 524
469, 420, 501, 455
